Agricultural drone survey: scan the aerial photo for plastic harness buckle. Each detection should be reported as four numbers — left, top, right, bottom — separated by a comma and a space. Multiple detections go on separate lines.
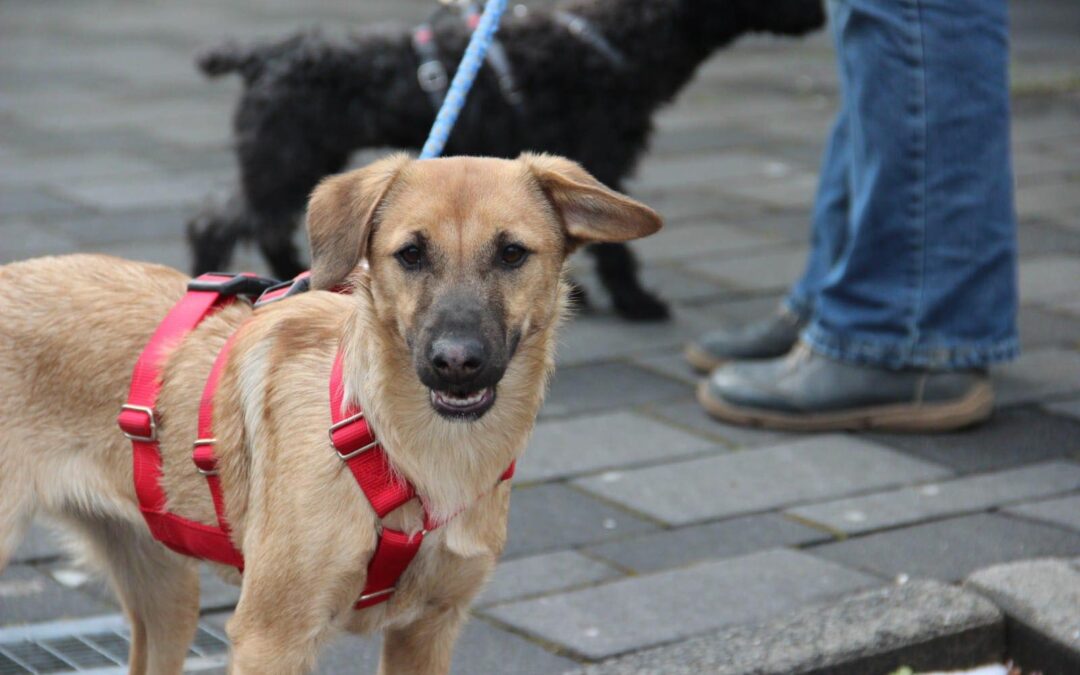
187, 273, 279, 299
253, 273, 312, 308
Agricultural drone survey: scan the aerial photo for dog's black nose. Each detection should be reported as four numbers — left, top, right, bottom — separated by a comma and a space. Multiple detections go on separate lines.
430, 337, 486, 383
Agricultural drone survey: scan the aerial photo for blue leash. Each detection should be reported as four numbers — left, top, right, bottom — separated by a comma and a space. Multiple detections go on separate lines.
418, 0, 508, 159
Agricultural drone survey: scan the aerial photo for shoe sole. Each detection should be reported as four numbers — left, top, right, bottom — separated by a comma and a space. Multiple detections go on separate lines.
696, 379, 995, 433
684, 343, 725, 374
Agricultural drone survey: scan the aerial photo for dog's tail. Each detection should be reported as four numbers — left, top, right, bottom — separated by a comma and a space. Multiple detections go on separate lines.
196, 41, 262, 81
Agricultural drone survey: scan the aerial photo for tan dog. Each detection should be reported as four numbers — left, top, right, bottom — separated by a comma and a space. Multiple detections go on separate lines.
0, 154, 661, 674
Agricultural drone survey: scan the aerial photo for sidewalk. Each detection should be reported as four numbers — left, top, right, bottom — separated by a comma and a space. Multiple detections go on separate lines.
2, 0, 1079, 673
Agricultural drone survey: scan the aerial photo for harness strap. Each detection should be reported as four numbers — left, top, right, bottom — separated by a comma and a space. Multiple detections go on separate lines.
552, 10, 628, 70
329, 350, 514, 607
117, 273, 274, 569
192, 332, 240, 539
120, 272, 516, 610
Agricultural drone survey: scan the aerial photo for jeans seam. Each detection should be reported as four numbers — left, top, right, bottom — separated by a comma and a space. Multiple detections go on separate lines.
904, 0, 928, 359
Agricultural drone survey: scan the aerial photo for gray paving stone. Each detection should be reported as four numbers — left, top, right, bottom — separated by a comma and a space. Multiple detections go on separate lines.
811, 513, 1080, 582
555, 308, 721, 366
483, 548, 879, 660
204, 612, 577, 675
1019, 305, 1080, 349
643, 397, 802, 448
647, 125, 754, 157
56, 171, 229, 211
1018, 254, 1080, 303
967, 558, 1080, 675
1045, 397, 1080, 421
0, 186, 82, 219
636, 188, 763, 226
585, 514, 828, 574
788, 460, 1080, 535
1007, 494, 1080, 532
89, 236, 272, 276
688, 293, 788, 322
575, 435, 950, 526
504, 484, 660, 559
1047, 294, 1080, 319
630, 152, 805, 192
1017, 219, 1080, 258
36, 206, 195, 245
632, 221, 783, 264
717, 167, 821, 208
198, 567, 242, 612
628, 350, 699, 385
684, 247, 806, 293
476, 551, 622, 607
579, 580, 1003, 675
11, 523, 65, 564
0, 565, 114, 625
0, 151, 165, 188
1016, 181, 1080, 229
0, 220, 80, 263
573, 262, 736, 311
89, 236, 192, 271
541, 363, 691, 419
868, 405, 1080, 473
994, 348, 1080, 406
519, 411, 718, 483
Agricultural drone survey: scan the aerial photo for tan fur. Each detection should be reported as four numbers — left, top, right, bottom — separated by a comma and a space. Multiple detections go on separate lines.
0, 154, 660, 675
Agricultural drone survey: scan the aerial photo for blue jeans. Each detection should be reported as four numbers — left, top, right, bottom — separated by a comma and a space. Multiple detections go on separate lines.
786, 0, 1019, 370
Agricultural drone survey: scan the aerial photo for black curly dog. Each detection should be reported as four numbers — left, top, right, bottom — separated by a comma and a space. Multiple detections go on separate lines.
189, 0, 824, 320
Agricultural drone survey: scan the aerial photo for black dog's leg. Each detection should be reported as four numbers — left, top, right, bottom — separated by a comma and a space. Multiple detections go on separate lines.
237, 137, 350, 279
187, 194, 246, 274
588, 242, 669, 321
253, 213, 306, 280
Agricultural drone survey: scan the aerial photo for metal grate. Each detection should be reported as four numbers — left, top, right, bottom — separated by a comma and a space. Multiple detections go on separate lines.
0, 615, 228, 674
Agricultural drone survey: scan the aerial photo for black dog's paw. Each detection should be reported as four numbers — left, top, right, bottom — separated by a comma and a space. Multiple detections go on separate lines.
611, 287, 670, 322
741, 0, 827, 36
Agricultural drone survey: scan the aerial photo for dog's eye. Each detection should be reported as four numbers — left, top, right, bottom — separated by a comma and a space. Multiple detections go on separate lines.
396, 245, 423, 270
499, 244, 529, 268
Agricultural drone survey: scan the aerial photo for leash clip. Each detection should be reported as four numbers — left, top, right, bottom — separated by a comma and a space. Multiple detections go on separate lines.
417, 60, 449, 94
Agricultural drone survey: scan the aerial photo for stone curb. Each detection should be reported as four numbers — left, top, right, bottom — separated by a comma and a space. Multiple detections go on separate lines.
573, 580, 1004, 675
966, 557, 1080, 675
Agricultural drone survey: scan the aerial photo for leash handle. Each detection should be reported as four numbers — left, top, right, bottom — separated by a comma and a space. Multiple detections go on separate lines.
418, 0, 508, 159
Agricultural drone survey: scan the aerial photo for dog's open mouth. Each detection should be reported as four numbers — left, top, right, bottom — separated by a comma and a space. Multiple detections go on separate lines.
430, 387, 496, 420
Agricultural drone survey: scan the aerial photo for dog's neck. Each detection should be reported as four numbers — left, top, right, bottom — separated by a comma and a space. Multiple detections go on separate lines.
339, 285, 562, 526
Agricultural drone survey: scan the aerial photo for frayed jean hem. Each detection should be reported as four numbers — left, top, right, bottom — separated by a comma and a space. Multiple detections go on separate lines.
803, 322, 1020, 371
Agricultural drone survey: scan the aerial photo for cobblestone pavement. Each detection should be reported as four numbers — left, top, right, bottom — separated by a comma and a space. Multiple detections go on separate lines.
2, 0, 1080, 673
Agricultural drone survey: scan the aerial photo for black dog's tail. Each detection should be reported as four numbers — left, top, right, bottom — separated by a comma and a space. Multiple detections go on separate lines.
196, 41, 262, 82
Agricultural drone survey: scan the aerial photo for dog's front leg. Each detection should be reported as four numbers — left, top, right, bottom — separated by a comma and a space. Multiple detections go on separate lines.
376, 603, 468, 675
225, 560, 365, 675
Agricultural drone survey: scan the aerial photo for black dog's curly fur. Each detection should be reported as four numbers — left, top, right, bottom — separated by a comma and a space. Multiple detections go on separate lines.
189, 0, 825, 320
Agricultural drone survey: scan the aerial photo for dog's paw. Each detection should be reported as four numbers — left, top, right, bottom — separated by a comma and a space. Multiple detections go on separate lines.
612, 288, 670, 322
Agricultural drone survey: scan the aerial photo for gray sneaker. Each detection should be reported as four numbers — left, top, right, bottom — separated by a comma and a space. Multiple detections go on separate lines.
685, 307, 805, 373
697, 343, 994, 432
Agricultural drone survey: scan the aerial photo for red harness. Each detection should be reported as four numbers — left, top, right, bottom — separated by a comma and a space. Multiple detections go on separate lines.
116, 273, 514, 608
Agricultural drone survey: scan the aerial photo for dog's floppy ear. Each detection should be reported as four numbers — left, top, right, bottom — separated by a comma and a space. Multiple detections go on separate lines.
521, 153, 662, 248
306, 153, 410, 290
